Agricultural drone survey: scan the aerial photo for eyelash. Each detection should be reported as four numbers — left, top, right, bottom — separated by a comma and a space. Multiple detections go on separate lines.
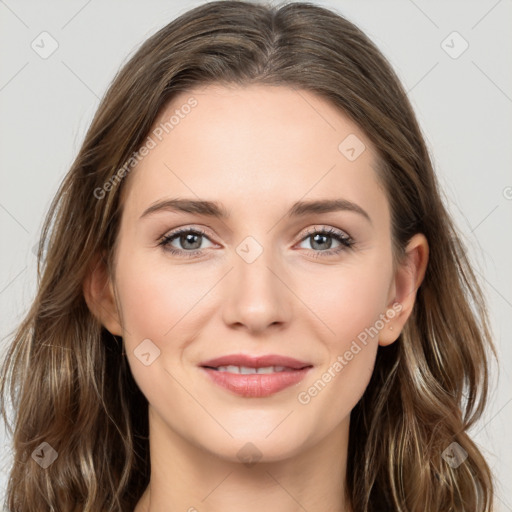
158, 225, 354, 259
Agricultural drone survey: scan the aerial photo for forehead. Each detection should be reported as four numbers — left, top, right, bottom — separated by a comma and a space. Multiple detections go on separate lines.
121, 84, 386, 223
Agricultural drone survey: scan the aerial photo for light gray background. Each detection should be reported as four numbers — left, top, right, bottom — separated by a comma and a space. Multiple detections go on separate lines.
1, 0, 511, 510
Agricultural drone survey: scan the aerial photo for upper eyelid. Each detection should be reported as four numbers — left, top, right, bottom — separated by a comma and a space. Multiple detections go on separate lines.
301, 225, 351, 239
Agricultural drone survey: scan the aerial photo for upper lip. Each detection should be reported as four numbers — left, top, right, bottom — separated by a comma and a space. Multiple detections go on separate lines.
200, 354, 312, 370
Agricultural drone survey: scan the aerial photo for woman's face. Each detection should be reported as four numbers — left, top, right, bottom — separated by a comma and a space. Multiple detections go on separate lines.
99, 84, 412, 462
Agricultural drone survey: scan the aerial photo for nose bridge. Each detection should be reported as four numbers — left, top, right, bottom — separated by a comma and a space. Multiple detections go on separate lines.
222, 234, 289, 331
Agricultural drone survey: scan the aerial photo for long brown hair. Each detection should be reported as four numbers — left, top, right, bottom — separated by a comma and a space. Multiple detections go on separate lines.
0, 1, 495, 510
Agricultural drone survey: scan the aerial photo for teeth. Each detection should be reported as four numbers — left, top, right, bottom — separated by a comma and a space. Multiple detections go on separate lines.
215, 365, 290, 374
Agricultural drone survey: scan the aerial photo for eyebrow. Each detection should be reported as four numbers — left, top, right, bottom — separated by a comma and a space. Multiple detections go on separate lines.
140, 197, 372, 224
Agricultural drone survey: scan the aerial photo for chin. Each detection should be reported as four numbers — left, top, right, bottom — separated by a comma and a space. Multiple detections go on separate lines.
196, 427, 312, 465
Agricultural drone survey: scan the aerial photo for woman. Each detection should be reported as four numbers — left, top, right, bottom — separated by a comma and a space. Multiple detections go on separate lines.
0, 1, 495, 510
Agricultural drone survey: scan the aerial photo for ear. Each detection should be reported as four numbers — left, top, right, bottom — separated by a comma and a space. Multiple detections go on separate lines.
82, 252, 123, 336
379, 233, 429, 346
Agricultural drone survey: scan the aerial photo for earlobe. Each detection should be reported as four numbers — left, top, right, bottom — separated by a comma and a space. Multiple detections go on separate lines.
379, 233, 429, 346
82, 252, 123, 336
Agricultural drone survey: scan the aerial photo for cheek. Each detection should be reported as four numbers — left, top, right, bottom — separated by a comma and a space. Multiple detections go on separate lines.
296, 260, 391, 410
113, 251, 208, 408
301, 260, 392, 347
114, 249, 211, 340
113, 249, 223, 395
296, 271, 386, 432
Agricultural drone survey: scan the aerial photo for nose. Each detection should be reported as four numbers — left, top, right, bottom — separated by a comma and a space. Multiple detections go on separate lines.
221, 243, 291, 334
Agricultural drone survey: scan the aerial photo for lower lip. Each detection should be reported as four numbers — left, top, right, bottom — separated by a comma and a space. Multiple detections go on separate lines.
200, 367, 312, 397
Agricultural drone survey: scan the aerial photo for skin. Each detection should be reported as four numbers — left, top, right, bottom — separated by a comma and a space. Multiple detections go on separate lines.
84, 84, 428, 512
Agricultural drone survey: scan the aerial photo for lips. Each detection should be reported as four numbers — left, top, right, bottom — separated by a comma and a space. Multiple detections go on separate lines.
199, 353, 313, 398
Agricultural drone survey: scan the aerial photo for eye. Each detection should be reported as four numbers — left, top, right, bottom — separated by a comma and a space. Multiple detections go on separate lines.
159, 227, 215, 257
296, 226, 354, 258
158, 225, 354, 259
